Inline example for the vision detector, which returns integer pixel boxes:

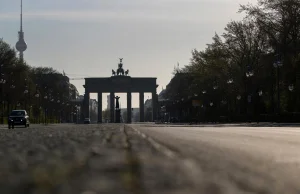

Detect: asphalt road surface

[0,123,300,194]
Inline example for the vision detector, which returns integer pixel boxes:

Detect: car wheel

[27,124,30,127]
[12,125,14,129]
[8,125,11,129]
[24,124,27,128]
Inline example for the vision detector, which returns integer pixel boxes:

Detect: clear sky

[0,0,257,109]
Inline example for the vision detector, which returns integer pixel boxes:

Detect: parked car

[8,110,30,129]
[84,118,91,124]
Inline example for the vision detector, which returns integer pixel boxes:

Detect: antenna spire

[20,0,23,31]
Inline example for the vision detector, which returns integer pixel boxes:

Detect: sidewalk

[0,123,56,129]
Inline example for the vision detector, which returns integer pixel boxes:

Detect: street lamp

[221,100,227,105]
[24,78,29,110]
[24,86,28,110]
[273,60,283,68]
[10,82,16,89]
[246,70,254,78]
[7,79,16,116]
[34,85,40,123]
[0,64,5,83]
[0,64,6,124]
[227,79,233,84]
[288,84,294,92]
[236,95,242,116]
[44,94,48,125]
[273,57,283,120]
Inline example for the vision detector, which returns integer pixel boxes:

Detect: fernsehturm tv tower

[15,0,27,61]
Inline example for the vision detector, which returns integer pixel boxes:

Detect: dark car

[8,110,30,129]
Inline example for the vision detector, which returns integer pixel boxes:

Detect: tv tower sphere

[16,37,27,52]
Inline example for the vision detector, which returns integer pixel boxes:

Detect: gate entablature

[83,77,157,93]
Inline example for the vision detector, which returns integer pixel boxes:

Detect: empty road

[0,123,300,194]
[130,124,300,194]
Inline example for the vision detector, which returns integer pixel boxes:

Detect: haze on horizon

[0,0,257,108]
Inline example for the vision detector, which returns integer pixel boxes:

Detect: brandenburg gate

[82,59,158,123]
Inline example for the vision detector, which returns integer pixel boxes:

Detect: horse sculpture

[125,69,129,76]
[117,67,124,76]
[112,69,116,76]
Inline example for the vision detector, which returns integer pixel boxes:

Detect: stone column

[98,93,102,123]
[127,92,132,123]
[139,92,144,122]
[110,92,115,123]
[83,92,90,120]
[152,92,157,122]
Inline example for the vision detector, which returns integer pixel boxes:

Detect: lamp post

[227,78,234,121]
[246,66,254,122]
[60,101,66,122]
[273,57,283,121]
[24,78,29,110]
[212,83,219,122]
[57,99,60,123]
[288,84,294,92]
[75,105,79,123]
[44,87,48,125]
[8,79,16,117]
[34,84,40,123]
[0,64,6,124]
[255,90,263,123]
[236,95,241,117]
[288,84,294,112]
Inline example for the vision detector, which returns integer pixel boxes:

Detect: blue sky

[0,0,257,108]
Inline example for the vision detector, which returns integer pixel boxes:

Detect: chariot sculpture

[112,58,129,76]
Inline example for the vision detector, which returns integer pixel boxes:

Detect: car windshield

[10,111,25,116]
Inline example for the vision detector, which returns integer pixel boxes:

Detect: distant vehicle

[8,110,30,129]
[84,118,91,124]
